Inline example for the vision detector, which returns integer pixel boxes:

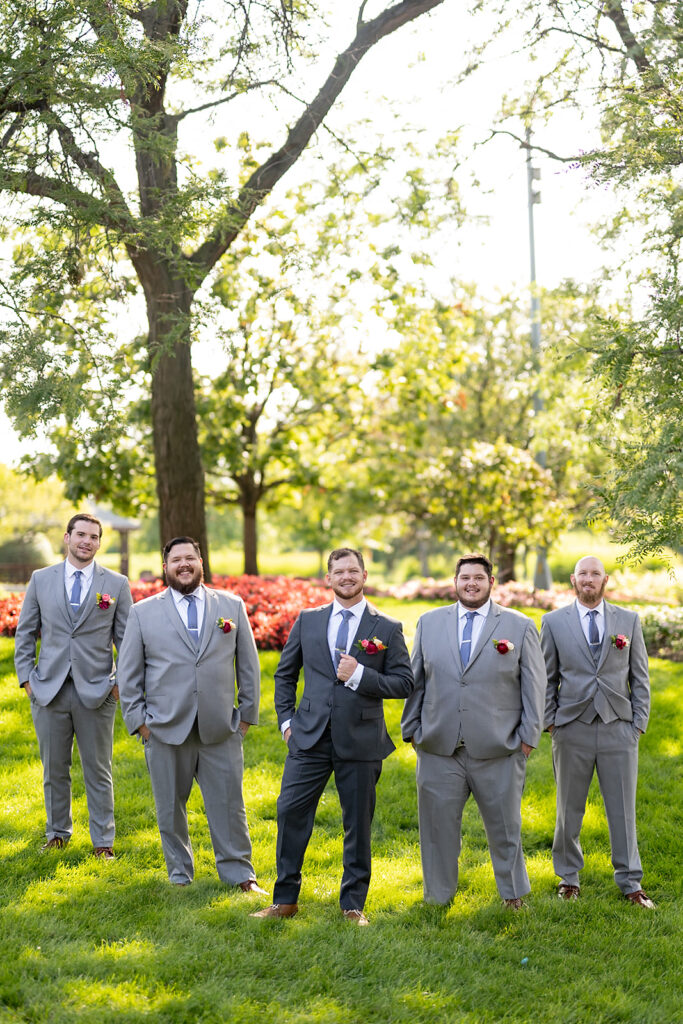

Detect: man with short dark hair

[15,513,133,857]
[402,554,546,908]
[117,537,264,891]
[252,547,413,924]
[541,555,653,908]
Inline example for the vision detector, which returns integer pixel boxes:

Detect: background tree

[196,220,369,575]
[362,283,600,578]
[0,0,446,572]
[479,0,683,559]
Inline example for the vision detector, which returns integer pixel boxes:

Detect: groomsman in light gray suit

[117,536,264,891]
[14,513,133,856]
[541,555,653,908]
[402,554,546,909]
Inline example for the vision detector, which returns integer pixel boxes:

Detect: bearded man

[117,537,264,892]
[401,554,546,908]
[541,555,653,908]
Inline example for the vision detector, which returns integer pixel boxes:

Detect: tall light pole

[526,128,553,590]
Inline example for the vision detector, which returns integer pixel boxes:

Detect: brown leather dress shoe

[503,897,525,910]
[238,879,269,895]
[342,909,369,926]
[625,890,655,909]
[250,903,298,919]
[93,847,115,860]
[558,883,580,901]
[41,837,68,851]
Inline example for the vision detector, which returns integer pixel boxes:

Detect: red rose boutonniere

[96,593,115,610]
[611,634,630,650]
[492,638,515,654]
[217,617,236,634]
[355,636,387,654]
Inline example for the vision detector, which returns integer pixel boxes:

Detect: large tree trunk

[496,541,517,584]
[242,503,258,576]
[143,270,210,577]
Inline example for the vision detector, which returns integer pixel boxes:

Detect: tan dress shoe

[342,909,369,926]
[558,883,580,901]
[93,847,115,860]
[250,903,298,919]
[238,880,269,895]
[626,890,655,909]
[41,837,68,851]
[503,897,525,910]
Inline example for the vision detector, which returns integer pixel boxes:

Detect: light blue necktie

[70,570,83,611]
[184,595,199,647]
[460,611,477,667]
[334,609,354,669]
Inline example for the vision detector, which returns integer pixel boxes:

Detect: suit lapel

[353,604,381,665]
[465,603,501,672]
[598,602,616,669]
[56,564,74,628]
[565,603,595,669]
[446,605,462,673]
[162,587,197,655]
[319,603,336,674]
[197,585,215,658]
[75,564,103,628]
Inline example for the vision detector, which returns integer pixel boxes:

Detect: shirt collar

[332,597,366,620]
[457,599,491,621]
[171,585,204,606]
[64,558,94,582]
[575,598,605,618]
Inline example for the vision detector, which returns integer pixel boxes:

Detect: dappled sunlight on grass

[1,634,681,1022]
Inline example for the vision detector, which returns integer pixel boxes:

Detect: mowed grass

[0,601,681,1024]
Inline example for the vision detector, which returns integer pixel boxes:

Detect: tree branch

[483,128,581,163]
[189,0,445,274]
[602,0,662,82]
[172,80,280,124]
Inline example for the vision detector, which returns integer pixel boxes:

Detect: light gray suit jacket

[541,600,650,732]
[14,561,133,709]
[117,585,260,746]
[401,602,546,759]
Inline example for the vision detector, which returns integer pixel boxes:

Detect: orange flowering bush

[0,575,332,650]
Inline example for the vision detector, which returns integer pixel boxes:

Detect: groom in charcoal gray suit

[14,513,132,856]
[117,536,264,891]
[541,555,654,908]
[252,547,413,925]
[401,554,546,909]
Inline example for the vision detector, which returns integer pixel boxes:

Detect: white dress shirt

[280,598,367,738]
[575,598,605,644]
[171,585,206,635]
[457,599,491,657]
[327,597,366,690]
[64,559,95,606]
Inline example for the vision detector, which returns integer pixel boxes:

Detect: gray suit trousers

[552,718,643,893]
[30,678,116,846]
[416,746,530,902]
[144,722,255,885]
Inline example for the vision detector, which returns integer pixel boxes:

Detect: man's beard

[167,568,203,594]
[573,579,607,605]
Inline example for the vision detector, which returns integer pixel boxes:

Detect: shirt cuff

[344,664,364,690]
[280,719,291,737]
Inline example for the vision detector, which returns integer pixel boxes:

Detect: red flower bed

[0,575,333,650]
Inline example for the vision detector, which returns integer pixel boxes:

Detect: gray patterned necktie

[184,594,199,647]
[588,609,600,662]
[70,570,83,611]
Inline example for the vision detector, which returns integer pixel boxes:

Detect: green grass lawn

[1,612,681,1024]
